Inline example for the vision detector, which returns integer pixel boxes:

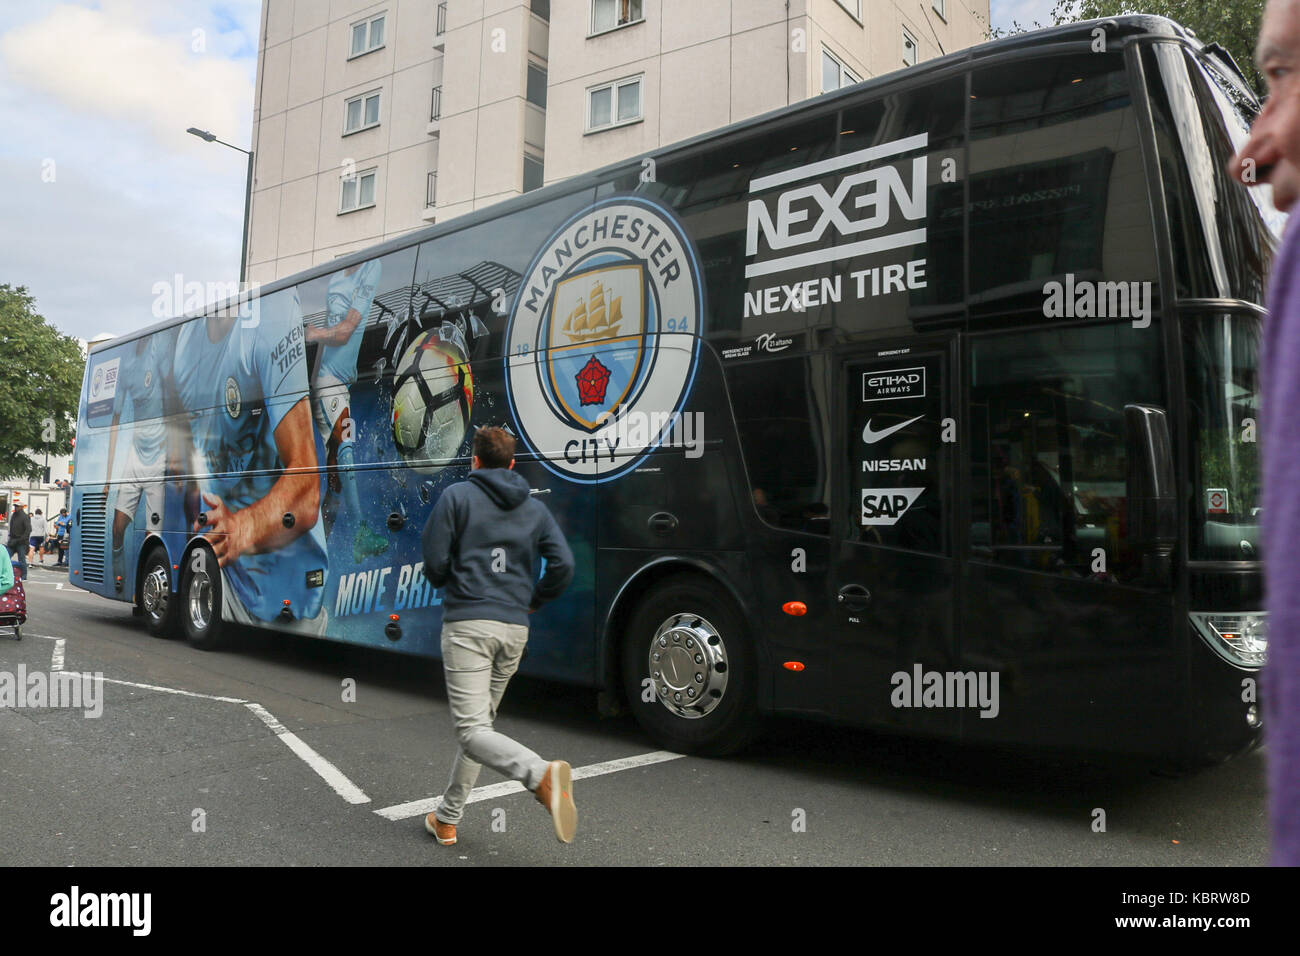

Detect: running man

[172,290,329,629]
[102,334,169,590]
[306,259,388,563]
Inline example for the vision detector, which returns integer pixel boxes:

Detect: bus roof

[93,14,1202,356]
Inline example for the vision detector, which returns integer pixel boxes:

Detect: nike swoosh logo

[862,414,923,444]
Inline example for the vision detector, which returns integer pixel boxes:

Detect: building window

[902,28,918,67]
[430,85,442,121]
[344,90,382,134]
[527,64,548,109]
[426,171,437,208]
[933,0,946,19]
[524,155,544,192]
[350,13,386,58]
[340,167,378,213]
[591,0,643,35]
[531,0,550,20]
[587,75,643,131]
[436,2,446,36]
[821,48,860,93]
[834,0,861,18]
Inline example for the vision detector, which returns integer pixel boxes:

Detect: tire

[139,544,179,638]
[180,546,227,651]
[621,573,761,756]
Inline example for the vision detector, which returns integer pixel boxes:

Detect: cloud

[0,2,254,159]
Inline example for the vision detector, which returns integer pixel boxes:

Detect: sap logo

[861,487,924,526]
[745,133,929,279]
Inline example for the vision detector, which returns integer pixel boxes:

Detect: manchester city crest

[505,196,705,483]
[224,376,242,419]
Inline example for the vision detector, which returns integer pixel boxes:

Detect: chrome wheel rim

[647,612,728,719]
[188,569,212,632]
[142,566,169,621]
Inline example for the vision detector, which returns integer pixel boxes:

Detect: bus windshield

[1185,313,1261,561]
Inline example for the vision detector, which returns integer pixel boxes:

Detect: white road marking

[375,749,685,821]
[101,677,248,705]
[245,702,371,806]
[27,632,370,806]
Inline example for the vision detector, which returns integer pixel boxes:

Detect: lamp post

[186,127,253,285]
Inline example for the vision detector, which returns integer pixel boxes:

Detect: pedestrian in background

[1230,0,1300,866]
[6,504,29,581]
[54,509,71,567]
[28,508,46,564]
[420,426,577,846]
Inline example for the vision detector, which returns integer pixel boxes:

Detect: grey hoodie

[421,467,574,626]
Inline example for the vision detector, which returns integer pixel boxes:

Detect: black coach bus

[73,16,1276,767]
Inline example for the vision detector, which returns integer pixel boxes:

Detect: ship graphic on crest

[561,279,623,343]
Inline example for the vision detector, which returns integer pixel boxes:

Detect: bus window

[968,52,1158,321]
[968,322,1163,582]
[726,354,830,534]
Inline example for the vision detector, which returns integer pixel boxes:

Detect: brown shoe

[534,760,577,843]
[425,812,457,845]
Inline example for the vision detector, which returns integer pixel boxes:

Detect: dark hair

[473,426,516,469]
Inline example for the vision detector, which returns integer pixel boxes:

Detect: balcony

[434,2,446,48]
[427,85,442,136]
[423,171,438,221]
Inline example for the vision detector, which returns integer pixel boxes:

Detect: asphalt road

[0,563,1270,866]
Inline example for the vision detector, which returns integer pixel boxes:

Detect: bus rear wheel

[139,544,178,638]
[621,574,761,756]
[181,547,227,651]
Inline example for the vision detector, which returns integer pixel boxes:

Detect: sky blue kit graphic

[114,337,167,465]
[319,259,381,385]
[173,291,328,622]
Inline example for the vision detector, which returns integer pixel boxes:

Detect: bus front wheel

[139,545,178,639]
[181,547,226,651]
[621,574,761,756]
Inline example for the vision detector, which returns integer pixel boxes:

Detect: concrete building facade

[247,0,989,284]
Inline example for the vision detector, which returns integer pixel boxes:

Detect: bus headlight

[1189,612,1268,668]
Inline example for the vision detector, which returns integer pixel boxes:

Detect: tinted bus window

[968,322,1163,582]
[968,52,1158,321]
[1144,44,1279,302]
[728,354,830,534]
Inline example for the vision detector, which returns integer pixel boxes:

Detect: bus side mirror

[1125,404,1177,565]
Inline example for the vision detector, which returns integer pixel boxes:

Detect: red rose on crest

[576,355,612,406]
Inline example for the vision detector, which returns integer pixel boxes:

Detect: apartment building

[246,0,989,284]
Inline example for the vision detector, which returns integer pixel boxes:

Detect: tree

[1050,1,1267,95]
[0,284,85,482]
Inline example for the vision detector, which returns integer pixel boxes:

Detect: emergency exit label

[1207,488,1229,515]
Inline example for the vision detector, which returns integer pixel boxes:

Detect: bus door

[831,342,959,735]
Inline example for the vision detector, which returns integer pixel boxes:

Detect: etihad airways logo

[745,133,928,279]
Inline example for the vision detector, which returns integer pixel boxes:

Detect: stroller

[0,576,25,641]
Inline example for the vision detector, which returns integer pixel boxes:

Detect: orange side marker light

[782,601,807,616]
[783,661,806,672]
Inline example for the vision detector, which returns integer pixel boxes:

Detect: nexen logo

[745,133,928,279]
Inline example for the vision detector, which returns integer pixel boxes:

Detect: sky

[0,0,1061,342]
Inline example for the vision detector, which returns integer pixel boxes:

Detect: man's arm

[530,509,574,610]
[421,492,457,588]
[195,397,320,567]
[303,309,363,347]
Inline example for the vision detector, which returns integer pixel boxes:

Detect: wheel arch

[598,555,765,706]
[133,532,169,604]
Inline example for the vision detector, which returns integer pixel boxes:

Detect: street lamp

[187,126,254,285]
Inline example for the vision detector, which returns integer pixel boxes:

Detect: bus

[71,15,1278,767]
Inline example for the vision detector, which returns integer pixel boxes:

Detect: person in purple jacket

[1231,0,1300,866]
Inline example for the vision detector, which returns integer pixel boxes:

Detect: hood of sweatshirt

[468,468,531,510]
